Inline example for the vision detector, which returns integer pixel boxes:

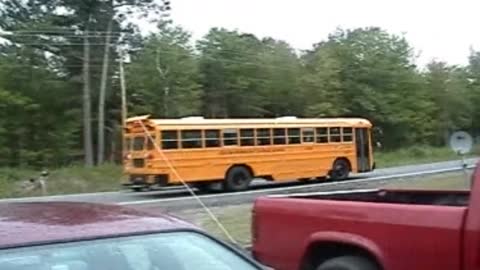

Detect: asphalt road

[1,158,477,210]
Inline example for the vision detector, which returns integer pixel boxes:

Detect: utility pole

[83,20,94,167]
[119,52,127,125]
[97,13,114,164]
[116,51,128,164]
[156,47,170,117]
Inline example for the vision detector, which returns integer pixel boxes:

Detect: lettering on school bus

[219,148,286,155]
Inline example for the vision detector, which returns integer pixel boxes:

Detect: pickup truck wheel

[330,159,350,180]
[316,256,378,270]
[224,166,253,192]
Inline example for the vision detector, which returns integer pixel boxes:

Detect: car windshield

[0,231,258,270]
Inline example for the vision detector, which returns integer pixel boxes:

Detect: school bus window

[256,128,271,145]
[343,127,353,142]
[316,128,328,143]
[302,128,314,143]
[181,130,202,149]
[288,128,301,144]
[240,129,255,146]
[205,130,220,148]
[273,128,286,145]
[146,136,155,150]
[330,127,341,142]
[133,136,145,151]
[223,129,238,146]
[161,131,178,149]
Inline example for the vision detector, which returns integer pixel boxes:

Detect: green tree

[468,50,480,137]
[0,0,169,165]
[197,28,265,117]
[256,38,303,116]
[0,47,79,167]
[309,27,432,148]
[127,23,202,117]
[301,42,345,117]
[424,61,472,145]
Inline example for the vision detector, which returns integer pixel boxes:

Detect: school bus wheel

[224,166,253,192]
[329,158,351,181]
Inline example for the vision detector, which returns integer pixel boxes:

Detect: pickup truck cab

[252,165,479,270]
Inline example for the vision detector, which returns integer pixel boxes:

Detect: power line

[2,33,301,59]
[2,46,301,73]
[3,44,301,68]
[5,41,297,59]
[0,33,127,39]
[3,32,124,36]
[0,64,297,85]
[0,56,299,73]
[7,42,294,57]
[3,29,134,34]
[0,65,114,68]
[5,43,121,46]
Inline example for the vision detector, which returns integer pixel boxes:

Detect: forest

[1,0,479,168]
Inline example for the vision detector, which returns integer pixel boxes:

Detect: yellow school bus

[122,115,374,192]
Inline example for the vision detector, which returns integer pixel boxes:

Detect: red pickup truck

[252,165,479,270]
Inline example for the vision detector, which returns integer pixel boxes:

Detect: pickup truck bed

[290,189,469,206]
[252,188,475,270]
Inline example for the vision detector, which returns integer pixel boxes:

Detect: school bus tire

[224,166,253,192]
[329,158,351,181]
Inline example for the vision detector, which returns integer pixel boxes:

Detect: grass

[375,145,478,168]
[0,164,125,198]
[176,204,253,246]
[0,145,476,198]
[384,171,471,190]
[188,171,472,245]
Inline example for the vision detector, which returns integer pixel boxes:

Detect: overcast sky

[162,0,480,67]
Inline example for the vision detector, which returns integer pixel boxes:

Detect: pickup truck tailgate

[252,196,467,270]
